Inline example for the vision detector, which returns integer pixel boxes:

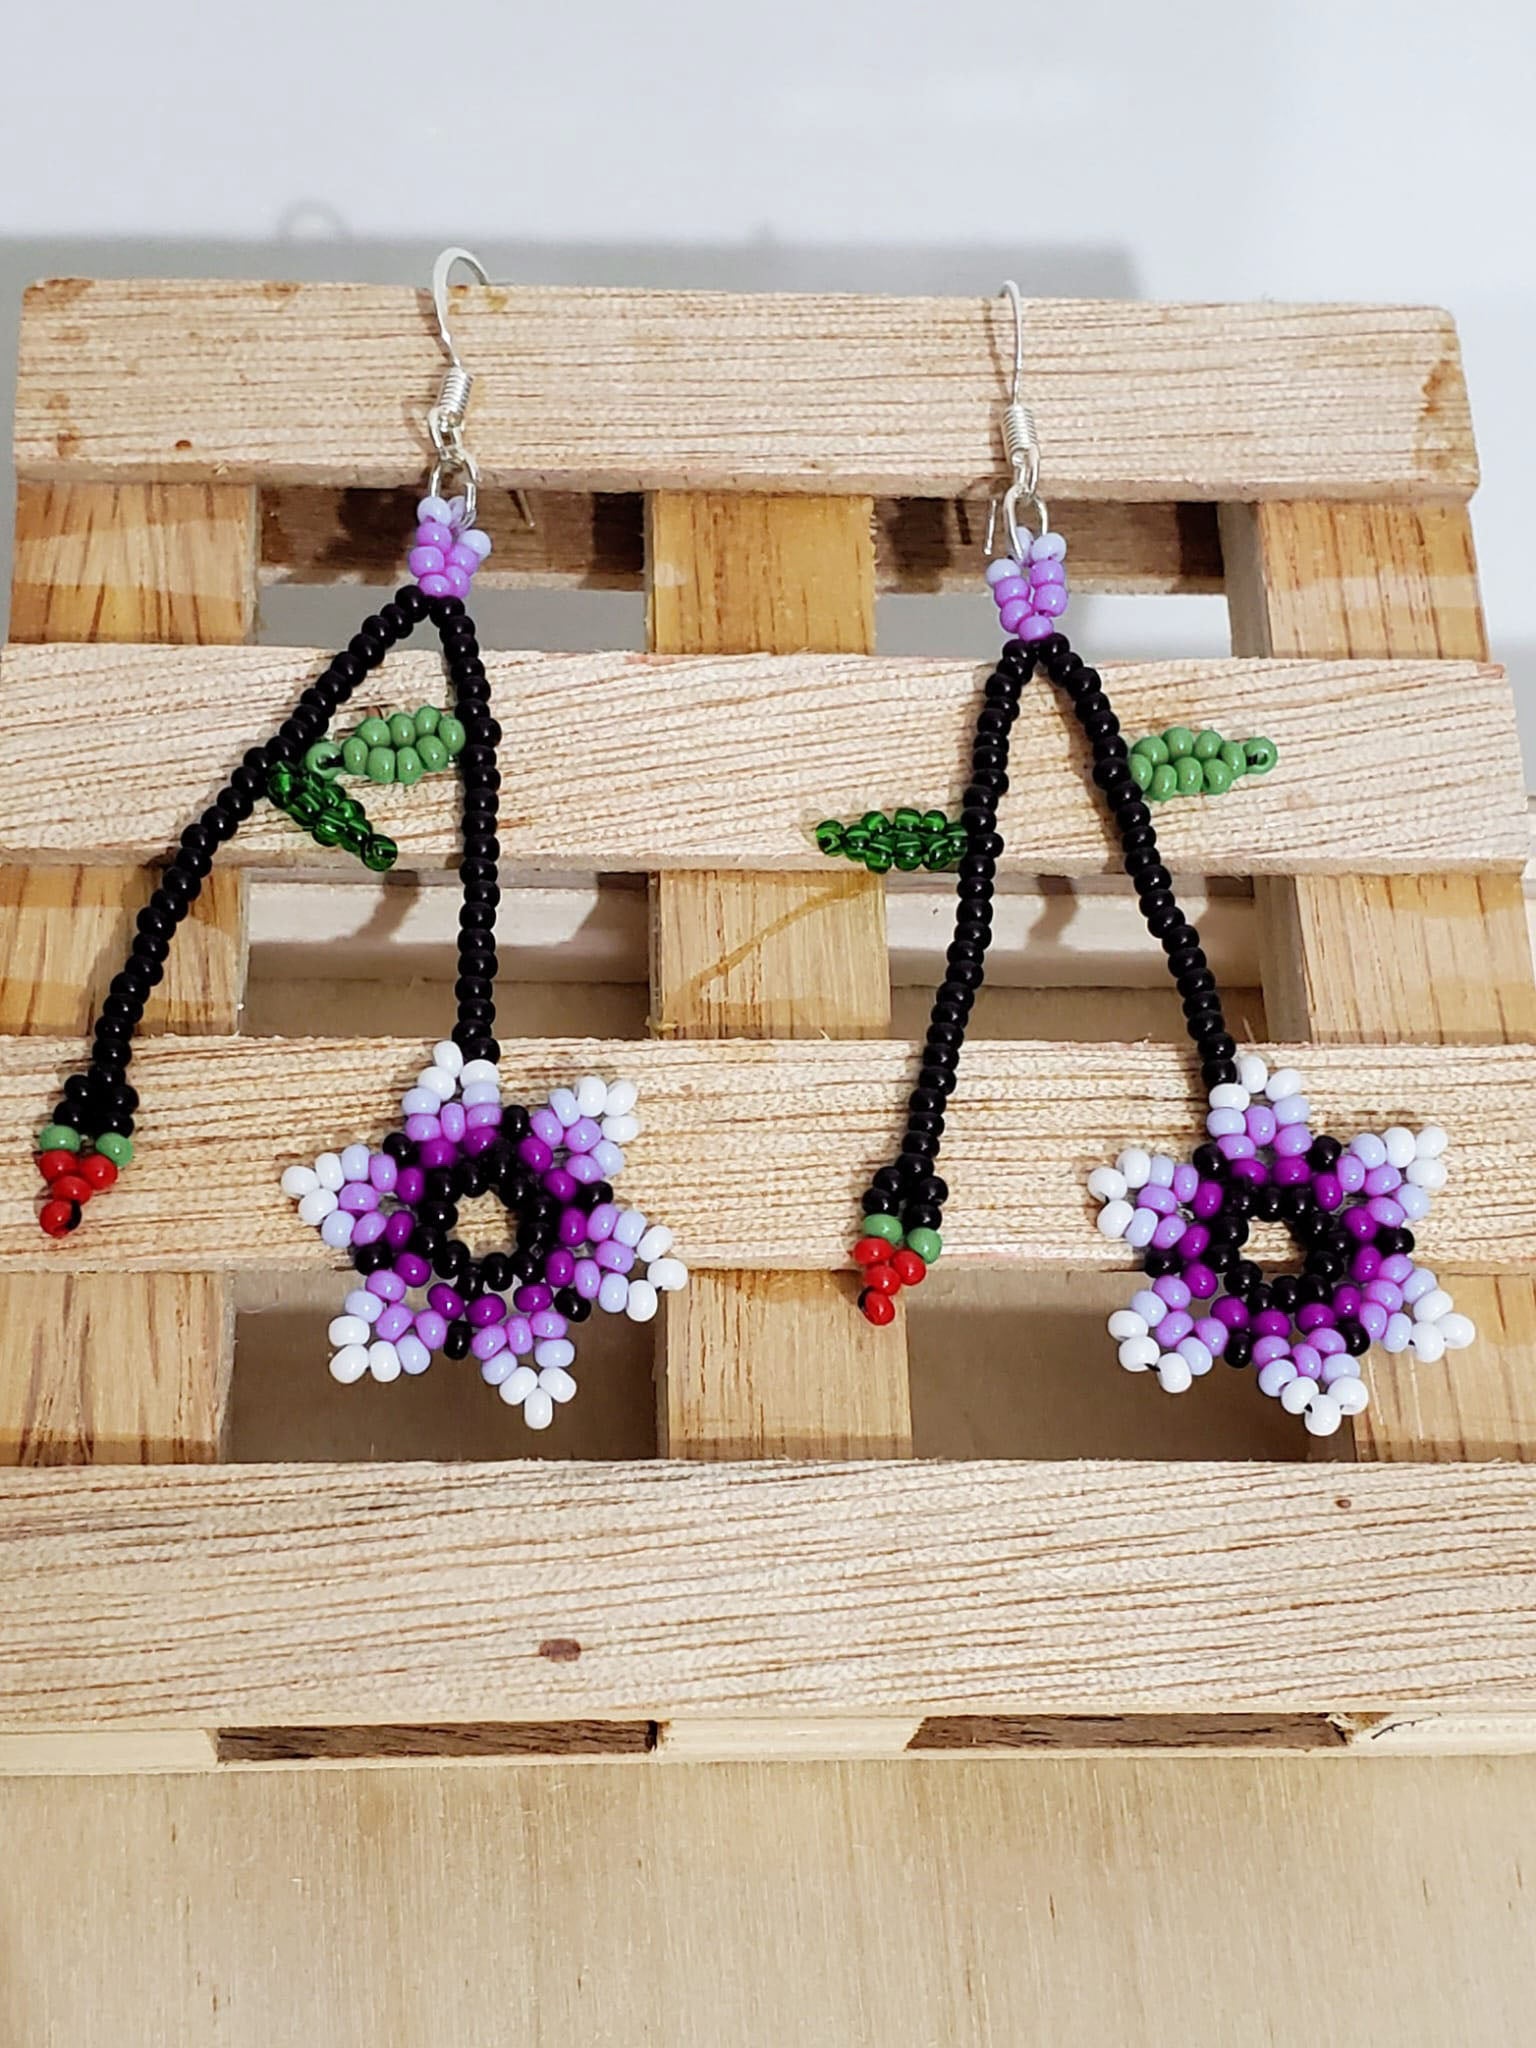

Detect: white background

[1,0,1532,763]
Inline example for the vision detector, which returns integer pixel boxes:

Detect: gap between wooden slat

[260,489,1225,595]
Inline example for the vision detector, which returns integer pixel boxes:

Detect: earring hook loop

[985,279,1048,561]
[423,245,534,531]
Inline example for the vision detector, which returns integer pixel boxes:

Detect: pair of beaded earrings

[31,260,1473,1438]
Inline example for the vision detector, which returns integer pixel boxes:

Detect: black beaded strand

[852,628,1237,1323]
[35,585,432,1237]
[431,594,502,1066]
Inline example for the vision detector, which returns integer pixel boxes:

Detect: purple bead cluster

[983,533,1069,642]
[1091,1055,1474,1437]
[406,493,493,601]
[282,1051,687,1430]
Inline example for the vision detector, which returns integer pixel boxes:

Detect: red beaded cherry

[50,1173,92,1206]
[890,1248,927,1287]
[39,1199,79,1238]
[863,1262,902,1295]
[77,1153,118,1191]
[852,1236,892,1267]
[36,1149,77,1184]
[859,1287,897,1326]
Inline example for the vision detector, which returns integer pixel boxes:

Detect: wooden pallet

[1,278,1533,1774]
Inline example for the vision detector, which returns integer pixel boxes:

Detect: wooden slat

[1224,502,1536,1461]
[647,491,911,1496]
[0,1035,1526,1273]
[17,281,1475,500]
[4,1457,1536,1726]
[0,645,1521,878]
[260,488,1226,595]
[1,482,256,1471]
[5,1763,1536,2044]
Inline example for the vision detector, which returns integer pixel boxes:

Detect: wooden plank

[261,488,1226,595]
[5,1457,1536,1725]
[0,1034,1527,1274]
[17,281,1475,500]
[647,491,910,1491]
[1,483,256,1471]
[4,1761,1536,2048]
[1224,502,1536,1461]
[0,645,1520,878]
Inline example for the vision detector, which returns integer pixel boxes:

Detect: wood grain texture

[16,280,1475,500]
[2,482,256,1466]
[261,488,1226,595]
[3,1759,1536,2047]
[5,1457,1536,1724]
[0,1035,1527,1273]
[0,644,1522,877]
[647,491,910,1480]
[1224,501,1536,1462]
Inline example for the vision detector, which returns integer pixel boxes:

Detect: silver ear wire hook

[984,279,1049,562]
[425,246,535,532]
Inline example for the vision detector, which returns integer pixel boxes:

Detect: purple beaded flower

[1088,1053,1473,1436]
[280,1046,688,1431]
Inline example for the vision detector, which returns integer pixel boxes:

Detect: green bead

[1129,752,1153,791]
[920,810,949,837]
[843,827,871,854]
[893,837,925,872]
[267,763,295,798]
[365,746,396,784]
[437,716,467,758]
[862,1213,903,1244]
[416,734,449,773]
[1192,729,1224,761]
[1163,726,1195,760]
[413,705,441,738]
[1132,734,1169,766]
[354,716,391,749]
[312,815,342,846]
[394,745,425,787]
[864,845,893,873]
[922,844,952,871]
[860,811,890,835]
[386,711,416,748]
[1148,762,1178,802]
[95,1130,133,1166]
[290,795,320,826]
[942,831,969,865]
[1244,736,1278,774]
[1201,757,1234,795]
[815,821,845,855]
[304,739,342,779]
[1174,754,1204,795]
[36,1122,81,1153]
[1219,741,1247,778]
[893,807,922,832]
[903,1226,942,1264]
[340,735,370,776]
[362,835,398,873]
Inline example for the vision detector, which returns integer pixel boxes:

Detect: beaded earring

[32,248,688,1432]
[847,281,1474,1437]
